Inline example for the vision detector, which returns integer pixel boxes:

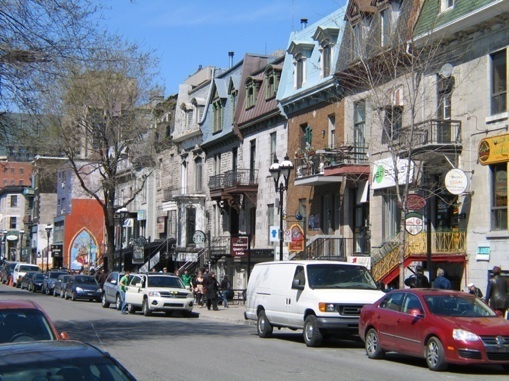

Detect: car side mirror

[292,279,304,290]
[60,332,69,340]
[409,308,424,318]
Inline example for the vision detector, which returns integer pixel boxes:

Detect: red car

[0,300,68,343]
[359,289,509,371]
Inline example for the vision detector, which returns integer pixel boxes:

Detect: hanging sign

[405,212,423,235]
[288,224,304,252]
[444,168,468,195]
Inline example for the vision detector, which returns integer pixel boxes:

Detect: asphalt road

[1,284,508,381]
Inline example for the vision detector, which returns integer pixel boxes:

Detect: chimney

[228,51,234,68]
[300,18,308,30]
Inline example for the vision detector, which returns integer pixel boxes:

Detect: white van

[244,260,384,347]
[12,263,41,287]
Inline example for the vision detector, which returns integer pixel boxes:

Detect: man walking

[119,270,131,315]
[434,268,452,289]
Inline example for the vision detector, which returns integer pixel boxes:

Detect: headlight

[149,291,161,297]
[75,287,83,292]
[452,329,480,342]
[319,303,337,312]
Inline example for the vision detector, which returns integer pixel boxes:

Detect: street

[1,284,508,381]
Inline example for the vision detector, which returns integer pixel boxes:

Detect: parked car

[101,271,126,310]
[53,274,71,298]
[0,300,68,343]
[0,340,137,380]
[19,271,38,290]
[125,273,194,316]
[64,275,101,302]
[42,269,69,295]
[359,288,509,371]
[12,263,41,287]
[245,260,385,347]
[27,273,46,292]
[0,261,17,284]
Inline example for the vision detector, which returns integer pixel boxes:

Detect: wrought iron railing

[208,169,258,190]
[396,119,461,147]
[294,146,368,177]
[293,236,370,260]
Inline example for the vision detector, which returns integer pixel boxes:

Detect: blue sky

[99,0,346,96]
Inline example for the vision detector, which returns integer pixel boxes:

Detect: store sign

[444,168,468,195]
[478,133,509,165]
[476,242,490,261]
[5,231,19,241]
[405,213,423,235]
[51,245,63,258]
[372,157,414,190]
[400,194,427,210]
[231,236,249,257]
[288,224,304,252]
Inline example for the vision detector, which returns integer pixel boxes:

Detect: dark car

[0,261,17,284]
[359,288,509,371]
[53,274,71,298]
[0,300,68,343]
[64,275,101,302]
[42,270,69,295]
[0,340,137,380]
[101,271,126,310]
[27,273,46,292]
[20,271,38,290]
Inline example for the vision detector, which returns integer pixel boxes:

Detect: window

[322,45,332,77]
[491,163,507,231]
[380,292,404,311]
[328,114,336,149]
[382,194,400,241]
[382,106,403,143]
[267,204,274,245]
[270,132,276,160]
[10,195,17,207]
[213,100,223,133]
[440,0,454,12]
[2,180,6,186]
[249,140,256,183]
[246,86,255,109]
[195,157,203,192]
[301,124,312,150]
[354,100,366,148]
[186,109,193,129]
[352,23,362,58]
[296,56,305,89]
[265,67,280,99]
[185,207,196,245]
[491,49,507,115]
[380,8,391,47]
[10,217,16,229]
[19,168,24,175]
[19,180,23,185]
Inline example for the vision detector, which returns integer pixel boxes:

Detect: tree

[37,33,162,271]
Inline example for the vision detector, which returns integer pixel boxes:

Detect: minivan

[12,263,41,288]
[244,260,385,347]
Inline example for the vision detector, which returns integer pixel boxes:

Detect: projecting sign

[478,133,509,165]
[405,213,423,236]
[372,157,415,190]
[231,236,249,257]
[444,168,468,195]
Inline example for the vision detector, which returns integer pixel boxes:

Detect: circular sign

[6,230,19,241]
[192,230,206,244]
[444,168,468,195]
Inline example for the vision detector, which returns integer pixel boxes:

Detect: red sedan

[0,300,68,343]
[359,289,509,371]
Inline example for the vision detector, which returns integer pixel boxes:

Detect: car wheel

[142,299,152,316]
[115,294,122,310]
[45,287,50,295]
[257,310,273,338]
[303,315,323,347]
[365,328,385,359]
[426,336,447,371]
[101,293,110,308]
[127,303,136,314]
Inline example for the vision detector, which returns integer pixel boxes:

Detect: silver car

[101,272,126,310]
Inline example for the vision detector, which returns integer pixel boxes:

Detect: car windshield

[0,356,134,381]
[49,272,64,279]
[147,276,184,288]
[0,309,56,343]
[424,294,497,317]
[74,276,97,285]
[58,275,70,281]
[34,274,45,280]
[20,265,39,272]
[307,264,378,289]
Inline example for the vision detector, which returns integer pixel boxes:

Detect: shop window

[491,163,507,231]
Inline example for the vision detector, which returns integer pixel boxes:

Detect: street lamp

[115,208,129,271]
[269,154,294,261]
[18,229,25,262]
[45,225,52,271]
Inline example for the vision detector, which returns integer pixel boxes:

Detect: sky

[98,0,347,96]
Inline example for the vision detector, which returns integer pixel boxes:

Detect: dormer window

[440,0,454,13]
[312,26,339,78]
[180,102,194,130]
[264,65,281,100]
[191,97,205,124]
[245,77,262,109]
[288,40,314,89]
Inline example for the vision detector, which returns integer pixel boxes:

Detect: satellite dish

[439,63,453,78]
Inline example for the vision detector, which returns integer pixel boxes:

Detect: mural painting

[69,229,98,272]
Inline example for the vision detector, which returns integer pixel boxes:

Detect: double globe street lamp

[269,154,294,261]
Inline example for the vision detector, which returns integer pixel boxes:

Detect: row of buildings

[1,0,508,293]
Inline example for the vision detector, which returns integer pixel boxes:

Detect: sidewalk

[195,302,254,325]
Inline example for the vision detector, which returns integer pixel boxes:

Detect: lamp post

[269,154,294,261]
[45,225,52,271]
[18,229,25,262]
[115,208,129,271]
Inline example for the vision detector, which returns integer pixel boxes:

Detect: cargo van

[13,263,41,288]
[244,260,384,347]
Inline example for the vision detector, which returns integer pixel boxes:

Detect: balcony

[395,119,462,157]
[294,146,369,186]
[162,186,206,202]
[208,169,259,211]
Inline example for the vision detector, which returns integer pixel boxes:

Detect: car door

[125,274,144,307]
[376,292,405,349]
[394,293,425,355]
[104,273,117,301]
[286,266,306,328]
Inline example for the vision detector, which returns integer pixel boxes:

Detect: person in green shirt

[119,270,131,315]
[181,269,192,290]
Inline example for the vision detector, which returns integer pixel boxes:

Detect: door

[394,293,425,355]
[286,265,306,328]
[377,292,405,349]
[125,274,145,307]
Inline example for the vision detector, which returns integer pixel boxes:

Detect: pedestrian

[119,270,131,315]
[204,271,220,311]
[485,266,508,317]
[98,270,108,290]
[404,265,430,288]
[194,270,205,307]
[163,267,169,273]
[433,268,452,289]
[181,269,192,290]
[467,282,483,298]
[220,274,232,308]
